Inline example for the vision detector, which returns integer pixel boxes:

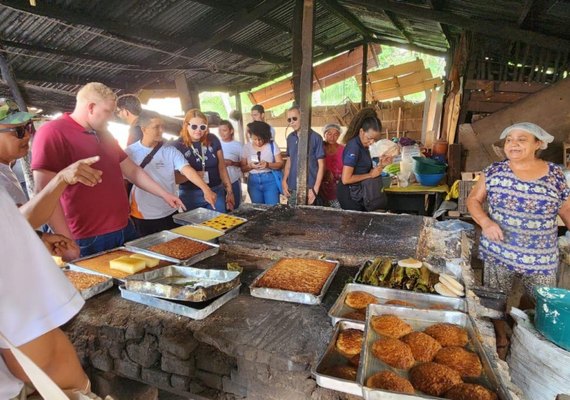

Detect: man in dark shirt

[116,94,143,145]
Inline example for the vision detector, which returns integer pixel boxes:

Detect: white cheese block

[434,283,460,298]
[129,253,159,268]
[109,256,146,274]
[439,273,464,293]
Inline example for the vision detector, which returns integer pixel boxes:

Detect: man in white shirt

[218,120,243,209]
[125,111,217,236]
[0,188,88,399]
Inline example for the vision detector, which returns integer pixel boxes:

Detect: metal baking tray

[125,231,219,264]
[249,258,340,305]
[173,208,247,232]
[63,269,114,300]
[67,247,170,281]
[359,304,511,400]
[313,320,365,397]
[119,284,240,320]
[329,283,467,325]
[124,265,241,301]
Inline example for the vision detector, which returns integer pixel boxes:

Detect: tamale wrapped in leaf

[389,266,405,288]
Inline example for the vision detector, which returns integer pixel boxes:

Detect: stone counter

[64,252,359,400]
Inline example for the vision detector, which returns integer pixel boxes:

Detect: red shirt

[31,113,129,239]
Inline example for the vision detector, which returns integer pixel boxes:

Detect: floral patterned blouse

[480,160,570,275]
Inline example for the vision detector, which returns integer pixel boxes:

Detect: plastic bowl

[534,286,570,351]
[414,172,445,186]
[413,156,447,174]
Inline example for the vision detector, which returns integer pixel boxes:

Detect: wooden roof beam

[320,0,375,41]
[12,70,131,90]
[384,11,414,45]
[344,0,570,52]
[0,1,287,64]
[518,0,557,28]
[426,0,453,47]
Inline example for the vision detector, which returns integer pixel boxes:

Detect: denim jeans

[248,172,280,205]
[232,179,242,210]
[180,184,226,212]
[76,219,139,257]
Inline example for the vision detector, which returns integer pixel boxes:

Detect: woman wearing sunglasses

[174,109,234,212]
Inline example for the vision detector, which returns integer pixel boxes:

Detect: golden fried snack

[371,314,413,338]
[385,299,417,307]
[343,310,366,321]
[371,337,415,370]
[424,323,469,347]
[255,258,335,295]
[323,365,358,381]
[348,353,360,367]
[401,331,442,362]
[345,291,378,309]
[64,270,108,291]
[366,371,415,394]
[336,329,363,356]
[445,383,498,400]
[434,347,482,378]
[409,362,462,397]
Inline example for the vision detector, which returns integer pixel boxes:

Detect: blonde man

[32,82,184,257]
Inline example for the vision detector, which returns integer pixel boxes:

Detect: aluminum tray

[125,231,219,264]
[68,247,170,281]
[249,259,340,305]
[359,304,511,400]
[119,284,240,320]
[63,269,114,300]
[313,320,365,397]
[125,265,241,301]
[329,283,467,325]
[173,208,247,232]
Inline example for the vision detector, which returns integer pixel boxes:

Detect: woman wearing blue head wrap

[467,122,569,302]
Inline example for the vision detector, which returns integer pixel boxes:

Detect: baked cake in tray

[255,258,335,295]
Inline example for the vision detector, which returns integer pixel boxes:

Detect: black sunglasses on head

[0,121,35,139]
[188,123,207,131]
[287,116,298,123]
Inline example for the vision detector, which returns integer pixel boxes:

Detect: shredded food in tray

[148,237,210,260]
[255,258,335,295]
[64,270,108,291]
[200,214,245,231]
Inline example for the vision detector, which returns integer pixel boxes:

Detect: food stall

[61,205,521,400]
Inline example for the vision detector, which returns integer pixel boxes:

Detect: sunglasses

[287,116,298,123]
[0,121,35,139]
[188,123,207,131]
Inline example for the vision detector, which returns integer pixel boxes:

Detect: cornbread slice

[109,256,146,274]
[129,253,160,268]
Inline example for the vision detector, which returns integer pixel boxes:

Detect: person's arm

[121,157,185,210]
[23,157,102,229]
[33,169,75,240]
[216,149,235,210]
[282,157,291,197]
[268,148,284,170]
[466,176,503,241]
[559,198,570,228]
[1,328,89,392]
[180,165,216,209]
[341,164,383,185]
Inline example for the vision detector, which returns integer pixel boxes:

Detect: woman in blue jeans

[240,121,283,205]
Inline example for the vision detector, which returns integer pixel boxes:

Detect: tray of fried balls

[359,304,510,400]
[312,320,365,396]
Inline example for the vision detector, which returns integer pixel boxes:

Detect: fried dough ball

[366,371,415,394]
[445,383,498,400]
[371,314,413,339]
[409,362,462,397]
[335,329,363,356]
[424,323,469,347]
[345,291,378,309]
[434,347,482,378]
[371,337,415,370]
[348,353,360,367]
[401,331,442,362]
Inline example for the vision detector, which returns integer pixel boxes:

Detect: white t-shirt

[126,142,189,219]
[220,140,243,184]
[241,142,280,174]
[0,163,27,206]
[0,189,84,399]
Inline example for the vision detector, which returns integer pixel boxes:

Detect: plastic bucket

[413,157,447,174]
[534,286,570,351]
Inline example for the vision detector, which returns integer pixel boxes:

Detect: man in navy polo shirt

[282,106,325,205]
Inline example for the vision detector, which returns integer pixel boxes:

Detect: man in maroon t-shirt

[32,82,184,257]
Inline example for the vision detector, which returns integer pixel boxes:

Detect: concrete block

[90,350,113,372]
[222,375,247,397]
[196,369,223,390]
[141,368,171,390]
[195,346,234,376]
[159,332,198,360]
[161,352,195,377]
[114,358,140,379]
[126,334,160,368]
[100,325,125,343]
[125,324,145,340]
[170,374,191,391]
[189,380,206,394]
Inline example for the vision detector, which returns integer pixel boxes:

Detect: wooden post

[296,0,315,206]
[234,92,245,144]
[361,43,368,107]
[447,143,462,185]
[0,50,34,197]
[175,74,200,112]
[291,0,304,107]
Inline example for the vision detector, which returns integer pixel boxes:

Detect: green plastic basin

[534,286,570,351]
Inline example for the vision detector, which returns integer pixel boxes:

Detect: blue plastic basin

[534,286,570,351]
[414,172,445,186]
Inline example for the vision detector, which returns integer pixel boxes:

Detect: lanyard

[192,144,207,171]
